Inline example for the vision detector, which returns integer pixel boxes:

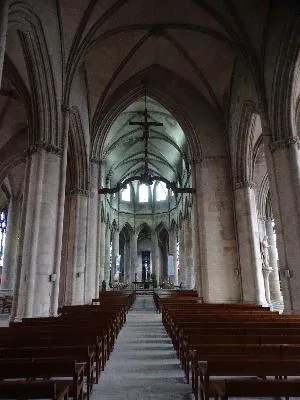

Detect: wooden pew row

[158,297,300,400]
[0,358,85,400]
[0,380,70,400]
[186,341,300,385]
[0,292,133,399]
[169,319,300,353]
[194,358,300,400]
[211,379,300,400]
[2,324,107,375]
[179,329,300,371]
[0,344,96,397]
[153,290,199,311]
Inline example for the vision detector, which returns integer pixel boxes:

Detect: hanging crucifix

[129,86,163,177]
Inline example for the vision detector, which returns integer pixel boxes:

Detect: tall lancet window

[121,184,131,202]
[0,210,7,268]
[156,181,167,201]
[139,184,149,203]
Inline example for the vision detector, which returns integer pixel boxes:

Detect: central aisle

[92,295,194,400]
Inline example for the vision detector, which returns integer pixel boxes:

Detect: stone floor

[91,295,194,400]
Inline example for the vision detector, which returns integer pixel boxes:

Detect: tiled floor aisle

[92,295,194,400]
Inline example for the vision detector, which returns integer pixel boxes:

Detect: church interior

[0,0,300,398]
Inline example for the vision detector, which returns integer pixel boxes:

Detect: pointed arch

[67,107,89,194]
[8,1,61,146]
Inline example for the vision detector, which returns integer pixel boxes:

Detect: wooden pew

[0,344,96,397]
[0,380,70,400]
[0,328,104,381]
[211,378,300,400]
[194,358,300,400]
[0,358,85,400]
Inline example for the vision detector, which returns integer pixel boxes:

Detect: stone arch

[270,9,300,141]
[136,222,151,238]
[8,1,60,146]
[67,108,89,194]
[256,173,269,220]
[234,101,258,185]
[91,65,215,162]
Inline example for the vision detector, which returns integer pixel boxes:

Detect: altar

[132,281,153,291]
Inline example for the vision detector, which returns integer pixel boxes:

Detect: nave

[92,295,193,400]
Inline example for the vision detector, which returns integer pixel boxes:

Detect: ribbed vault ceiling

[103,96,187,187]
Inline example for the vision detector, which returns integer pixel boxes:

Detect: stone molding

[66,188,89,197]
[91,157,103,166]
[234,180,256,190]
[269,137,300,152]
[26,141,63,157]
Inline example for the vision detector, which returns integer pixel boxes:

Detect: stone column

[191,160,203,296]
[62,189,88,304]
[151,230,159,283]
[0,195,21,291]
[262,267,273,305]
[178,224,185,287]
[111,229,119,281]
[130,232,138,280]
[98,209,106,286]
[265,218,283,303]
[50,106,69,315]
[183,219,189,287]
[85,161,99,302]
[0,0,9,87]
[16,146,65,317]
[184,218,193,288]
[104,225,111,284]
[234,182,267,305]
[169,229,178,286]
[262,135,300,312]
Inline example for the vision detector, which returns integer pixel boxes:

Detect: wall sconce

[285,268,293,278]
[49,273,57,282]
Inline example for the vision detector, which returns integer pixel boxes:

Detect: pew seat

[0,380,70,400]
[211,378,300,399]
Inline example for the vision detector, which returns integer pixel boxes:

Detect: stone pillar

[16,147,64,317]
[184,218,193,288]
[234,182,267,305]
[190,203,198,290]
[178,224,185,287]
[104,225,111,284]
[265,218,283,303]
[262,135,300,312]
[111,229,119,281]
[66,193,88,305]
[191,160,203,296]
[50,106,69,315]
[0,0,9,88]
[262,267,272,305]
[131,232,138,280]
[98,209,106,286]
[169,229,178,286]
[151,230,159,283]
[85,161,99,302]
[0,195,21,291]
[183,219,189,287]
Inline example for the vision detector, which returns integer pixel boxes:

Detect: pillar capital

[26,141,63,157]
[235,180,256,190]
